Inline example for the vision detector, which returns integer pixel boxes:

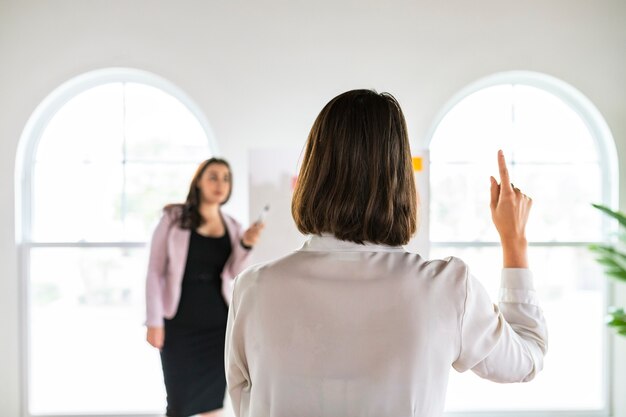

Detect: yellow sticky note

[412,156,423,172]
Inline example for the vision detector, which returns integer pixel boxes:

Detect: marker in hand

[256,205,270,225]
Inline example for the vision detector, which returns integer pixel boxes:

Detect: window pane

[27,77,215,416]
[430,162,499,242]
[430,246,604,411]
[429,80,608,414]
[29,247,165,415]
[32,161,124,242]
[513,163,604,242]
[123,162,198,240]
[31,82,212,243]
[430,85,513,165]
[35,83,124,163]
[512,85,600,164]
[124,83,210,162]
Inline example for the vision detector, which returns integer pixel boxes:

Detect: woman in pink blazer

[145,158,263,417]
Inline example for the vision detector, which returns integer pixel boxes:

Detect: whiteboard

[248,148,306,265]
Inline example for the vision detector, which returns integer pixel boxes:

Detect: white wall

[1,1,625,415]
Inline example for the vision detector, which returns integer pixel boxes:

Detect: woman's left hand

[242,222,265,247]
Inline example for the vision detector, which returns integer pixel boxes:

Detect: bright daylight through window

[25,80,212,415]
[430,83,608,412]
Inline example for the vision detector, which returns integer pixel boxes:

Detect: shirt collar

[298,234,405,253]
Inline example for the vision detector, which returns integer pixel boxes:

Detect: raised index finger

[497,150,512,192]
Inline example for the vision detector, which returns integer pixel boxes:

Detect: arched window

[16,69,216,415]
[428,72,617,414]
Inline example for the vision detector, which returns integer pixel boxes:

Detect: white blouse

[225,235,548,417]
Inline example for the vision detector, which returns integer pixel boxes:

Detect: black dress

[160,230,232,417]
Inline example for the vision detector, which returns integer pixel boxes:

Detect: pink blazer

[145,207,252,327]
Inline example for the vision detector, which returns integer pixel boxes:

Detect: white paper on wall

[248,148,306,266]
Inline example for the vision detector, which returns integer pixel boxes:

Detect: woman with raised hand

[145,158,264,417]
[225,89,546,417]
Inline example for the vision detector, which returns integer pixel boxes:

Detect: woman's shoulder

[416,255,470,287]
[424,255,469,272]
[425,255,468,269]
[162,203,184,223]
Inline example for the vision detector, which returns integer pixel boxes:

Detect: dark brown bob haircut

[166,157,232,230]
[292,89,418,246]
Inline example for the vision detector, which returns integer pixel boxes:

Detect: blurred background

[0,1,625,417]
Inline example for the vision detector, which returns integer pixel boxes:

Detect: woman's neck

[198,203,220,223]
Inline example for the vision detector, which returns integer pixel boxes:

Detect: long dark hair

[165,158,232,230]
[292,89,417,246]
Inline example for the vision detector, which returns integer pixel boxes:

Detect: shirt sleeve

[452,265,548,383]
[222,217,254,305]
[225,276,252,417]
[144,212,171,327]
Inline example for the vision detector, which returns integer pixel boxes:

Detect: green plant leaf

[592,203,626,229]
[607,308,626,323]
[591,248,626,270]
[606,270,626,282]
[589,244,626,259]
[590,204,626,337]
[589,243,626,280]
[595,257,618,267]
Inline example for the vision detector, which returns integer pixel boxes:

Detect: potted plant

[589,204,626,336]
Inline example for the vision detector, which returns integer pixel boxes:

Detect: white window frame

[425,71,619,417]
[15,68,218,417]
